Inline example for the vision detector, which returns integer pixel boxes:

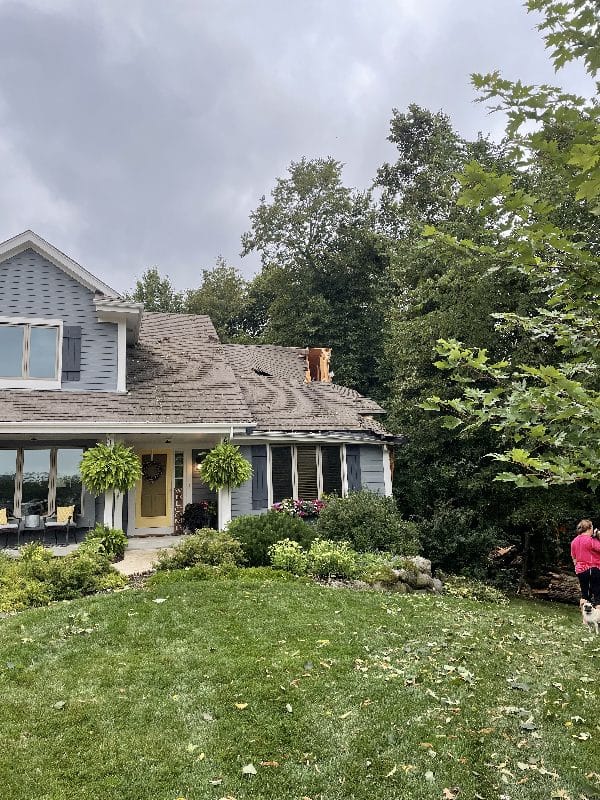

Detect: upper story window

[0,318,62,389]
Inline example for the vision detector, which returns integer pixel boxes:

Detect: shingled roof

[0,313,251,425]
[0,312,392,438]
[224,344,391,438]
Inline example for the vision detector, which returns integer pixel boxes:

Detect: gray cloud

[0,0,592,292]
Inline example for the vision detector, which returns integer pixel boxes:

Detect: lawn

[0,573,598,800]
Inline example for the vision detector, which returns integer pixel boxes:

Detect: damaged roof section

[224,343,392,439]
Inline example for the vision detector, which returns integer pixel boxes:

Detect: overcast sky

[0,0,592,292]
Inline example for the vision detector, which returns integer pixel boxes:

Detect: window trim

[0,316,63,389]
[266,443,347,504]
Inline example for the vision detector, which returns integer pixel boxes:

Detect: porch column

[383,445,393,497]
[218,487,232,530]
[113,490,124,530]
[103,488,114,526]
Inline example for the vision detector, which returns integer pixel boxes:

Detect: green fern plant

[80,443,142,495]
[200,442,252,491]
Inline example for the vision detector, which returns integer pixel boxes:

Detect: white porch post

[103,487,115,526]
[218,487,232,530]
[383,445,393,497]
[113,490,124,530]
[103,434,116,527]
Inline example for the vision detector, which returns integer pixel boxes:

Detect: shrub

[417,505,500,575]
[227,511,315,566]
[315,491,420,555]
[84,525,128,561]
[156,529,244,570]
[268,539,308,575]
[306,538,358,579]
[443,575,509,605]
[182,502,217,532]
[355,551,400,585]
[44,551,118,600]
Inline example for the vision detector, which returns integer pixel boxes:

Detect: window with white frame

[0,319,61,386]
[267,443,344,504]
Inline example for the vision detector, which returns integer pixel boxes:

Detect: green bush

[268,539,308,575]
[443,574,508,605]
[156,529,244,571]
[315,491,420,555]
[0,542,126,613]
[417,505,500,575]
[306,538,358,579]
[84,525,128,561]
[227,511,315,566]
[355,551,400,585]
[44,551,117,600]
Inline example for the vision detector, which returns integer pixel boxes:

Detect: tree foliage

[127,267,183,312]
[425,0,600,489]
[242,157,391,396]
[184,257,249,342]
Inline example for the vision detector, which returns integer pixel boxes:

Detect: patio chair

[0,508,21,548]
[44,505,76,545]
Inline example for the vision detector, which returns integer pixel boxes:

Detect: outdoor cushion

[56,505,75,524]
[0,508,7,525]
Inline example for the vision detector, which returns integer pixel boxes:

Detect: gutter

[0,422,254,436]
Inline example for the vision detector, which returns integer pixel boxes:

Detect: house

[0,230,397,536]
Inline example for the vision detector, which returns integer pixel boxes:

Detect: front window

[0,447,83,518]
[0,320,61,385]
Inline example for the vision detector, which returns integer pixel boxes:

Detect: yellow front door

[135,450,173,528]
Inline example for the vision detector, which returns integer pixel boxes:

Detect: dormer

[0,231,142,392]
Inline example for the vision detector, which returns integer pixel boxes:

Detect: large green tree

[426,0,600,490]
[184,257,249,342]
[242,158,390,396]
[127,267,184,313]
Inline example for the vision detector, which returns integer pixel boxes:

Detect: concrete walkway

[115,535,185,576]
[1,534,185,577]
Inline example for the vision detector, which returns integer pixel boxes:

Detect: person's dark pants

[577,567,600,605]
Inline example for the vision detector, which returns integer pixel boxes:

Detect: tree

[426,0,600,490]
[127,267,184,312]
[184,257,249,342]
[242,158,391,396]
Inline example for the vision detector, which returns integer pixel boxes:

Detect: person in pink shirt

[571,519,600,607]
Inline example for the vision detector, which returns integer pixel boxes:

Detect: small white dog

[581,602,600,634]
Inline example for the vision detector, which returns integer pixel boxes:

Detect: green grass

[0,574,598,800]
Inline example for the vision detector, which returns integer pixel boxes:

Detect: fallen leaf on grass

[242,763,257,777]
[152,598,167,604]
[443,789,459,799]
[339,711,352,720]
[425,771,435,782]
[259,761,279,767]
[52,701,66,710]
[202,712,214,722]
[385,765,397,778]
[234,703,248,710]
[285,703,293,713]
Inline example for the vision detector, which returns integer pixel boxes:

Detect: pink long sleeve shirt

[571,534,600,574]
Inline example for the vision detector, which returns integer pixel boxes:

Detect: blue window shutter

[346,445,362,492]
[62,326,81,382]
[251,445,268,510]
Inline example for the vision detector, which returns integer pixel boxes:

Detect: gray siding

[231,446,262,518]
[0,248,118,391]
[359,445,385,494]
